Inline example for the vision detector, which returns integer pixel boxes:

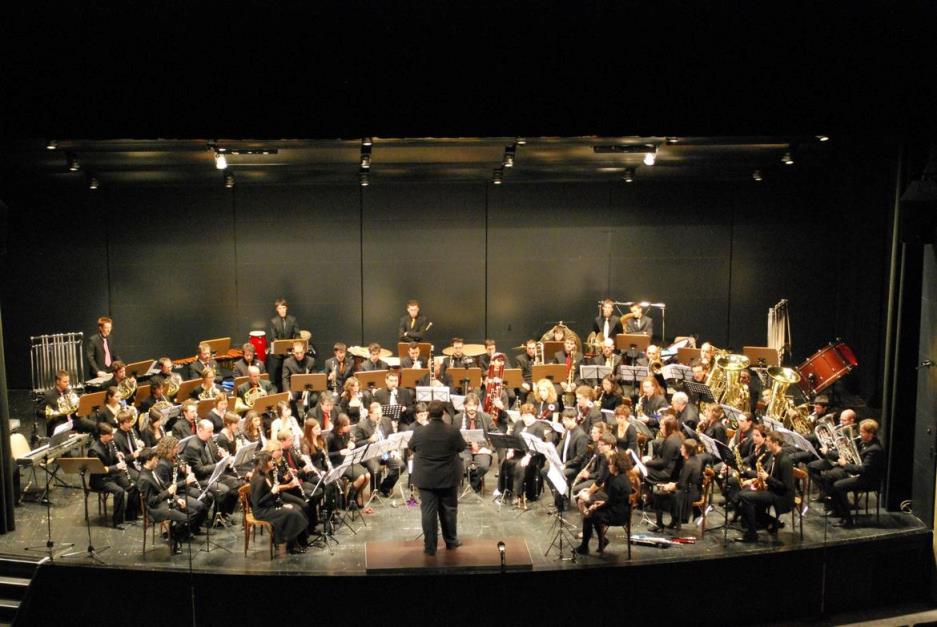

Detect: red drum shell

[796,342,857,394]
[249,330,268,363]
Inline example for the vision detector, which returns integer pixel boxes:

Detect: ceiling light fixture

[665,137,679,144]
[752,169,763,182]
[215,152,228,170]
[66,153,80,172]
[643,151,656,166]
[515,137,527,146]
[623,167,635,183]
[492,168,503,185]
[816,135,830,142]
[87,175,99,190]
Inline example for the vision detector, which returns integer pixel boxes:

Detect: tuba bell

[765,366,813,434]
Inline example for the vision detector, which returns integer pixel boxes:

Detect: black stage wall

[0,148,895,401]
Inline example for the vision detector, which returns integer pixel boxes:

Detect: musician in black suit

[737,431,795,542]
[182,419,240,519]
[624,303,654,337]
[672,391,700,430]
[500,404,556,504]
[189,343,220,382]
[359,343,390,372]
[371,372,414,425]
[644,416,683,483]
[453,394,497,493]
[554,337,584,400]
[87,316,120,378]
[593,299,624,342]
[478,339,509,373]
[282,341,318,413]
[323,342,355,393]
[139,379,171,415]
[136,449,201,553]
[823,419,885,528]
[267,297,302,392]
[172,401,198,440]
[232,343,266,378]
[399,342,427,370]
[651,439,703,531]
[445,338,476,370]
[576,451,633,554]
[543,410,590,504]
[399,299,430,343]
[513,339,539,402]
[40,370,95,436]
[306,394,337,430]
[352,402,404,497]
[573,386,606,432]
[408,400,466,555]
[592,338,623,371]
[89,423,139,528]
[112,411,144,481]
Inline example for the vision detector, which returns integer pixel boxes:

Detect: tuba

[44,389,80,420]
[703,347,730,402]
[717,354,750,411]
[765,366,813,435]
[116,376,137,402]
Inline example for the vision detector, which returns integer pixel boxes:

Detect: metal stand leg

[60,470,108,564]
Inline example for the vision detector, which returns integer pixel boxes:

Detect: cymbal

[511,344,526,350]
[461,343,487,357]
[349,346,394,359]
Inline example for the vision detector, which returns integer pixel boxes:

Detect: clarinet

[272,467,283,509]
[111,441,132,482]
[169,464,178,509]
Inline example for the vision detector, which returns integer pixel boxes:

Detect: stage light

[87,175,99,190]
[66,153,80,172]
[503,144,516,168]
[359,170,369,187]
[643,151,656,166]
[224,172,235,188]
[362,137,373,147]
[817,135,829,142]
[665,137,679,144]
[360,145,372,170]
[215,152,228,170]
[492,168,503,185]
[46,140,57,150]
[752,169,763,182]
[623,167,635,183]
[782,151,794,165]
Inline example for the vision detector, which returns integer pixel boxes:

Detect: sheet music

[629,417,653,437]
[505,409,521,423]
[199,458,229,499]
[385,430,413,452]
[460,428,487,444]
[232,440,259,467]
[450,395,466,411]
[628,449,648,477]
[415,386,450,402]
[720,404,746,425]
[697,432,721,459]
[175,435,195,454]
[545,461,568,495]
[776,426,821,459]
[662,363,692,381]
[323,460,351,485]
[53,422,73,436]
[762,415,784,431]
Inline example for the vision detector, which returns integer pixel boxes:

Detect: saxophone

[752,453,767,491]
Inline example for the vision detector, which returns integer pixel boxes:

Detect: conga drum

[249,330,268,363]
[796,341,858,395]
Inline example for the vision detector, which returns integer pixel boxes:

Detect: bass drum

[796,341,858,395]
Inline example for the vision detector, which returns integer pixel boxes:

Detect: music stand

[415,387,450,402]
[620,365,648,398]
[743,346,780,368]
[173,378,201,403]
[446,367,481,393]
[355,370,389,391]
[233,373,269,389]
[291,373,327,394]
[684,380,715,404]
[76,391,106,418]
[56,457,109,564]
[272,339,307,356]
[201,337,232,355]
[133,384,151,406]
[676,347,701,366]
[501,368,523,389]
[396,342,432,361]
[250,392,289,415]
[532,364,568,384]
[541,341,564,360]
[399,368,429,388]
[125,359,156,378]
[579,365,611,384]
[615,333,650,354]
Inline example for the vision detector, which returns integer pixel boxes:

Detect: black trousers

[461,451,492,492]
[91,475,139,526]
[738,489,781,533]
[418,486,458,551]
[829,475,876,521]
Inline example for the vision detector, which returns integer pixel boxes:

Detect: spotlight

[623,167,635,183]
[643,151,656,166]
[46,139,58,150]
[224,172,235,188]
[503,144,516,168]
[362,137,373,147]
[87,175,99,190]
[782,151,794,165]
[816,135,830,142]
[360,145,372,170]
[752,169,763,182]
[359,169,369,187]
[492,168,503,185]
[66,153,80,172]
[215,152,228,170]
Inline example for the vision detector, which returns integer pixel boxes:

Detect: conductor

[409,400,467,555]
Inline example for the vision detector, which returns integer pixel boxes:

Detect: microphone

[497,540,506,572]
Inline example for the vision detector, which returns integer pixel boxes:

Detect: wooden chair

[238,483,274,558]
[693,467,715,538]
[140,493,171,554]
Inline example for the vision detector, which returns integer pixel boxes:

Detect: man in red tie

[87,316,120,379]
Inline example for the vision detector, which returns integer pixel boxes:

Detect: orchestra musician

[306,394,336,430]
[339,376,371,424]
[724,423,769,519]
[573,429,617,516]
[94,386,123,429]
[270,400,304,445]
[206,393,229,433]
[446,338,475,369]
[807,409,858,501]
[593,299,624,342]
[300,418,339,520]
[453,393,497,493]
[189,342,219,382]
[87,316,120,378]
[149,357,177,391]
[236,365,275,411]
[139,378,172,415]
[325,414,370,511]
[400,341,426,369]
[635,376,669,430]
[250,451,309,556]
[699,342,716,369]
[528,377,560,421]
[89,423,139,529]
[274,430,319,532]
[498,403,555,506]
[359,343,390,372]
[140,406,167,448]
[266,297,302,392]
[214,411,241,458]
[172,400,199,439]
[737,431,795,542]
[399,299,431,343]
[650,439,702,532]
[155,435,214,510]
[513,339,539,402]
[612,404,639,456]
[542,409,590,505]
[239,410,267,450]
[479,339,510,372]
[190,368,222,401]
[112,410,144,481]
[575,451,633,555]
[323,342,355,393]
[371,372,414,425]
[596,375,624,411]
[232,342,266,378]
[818,418,884,528]
[644,416,684,484]
[41,369,95,436]
[136,448,199,554]
[282,341,317,414]
[592,338,623,372]
[353,402,404,498]
[554,337,583,402]
[573,385,605,432]
[671,391,700,430]
[624,303,653,337]
[182,419,240,524]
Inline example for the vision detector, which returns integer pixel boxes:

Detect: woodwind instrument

[111,441,132,482]
[751,452,767,491]
[272,467,283,509]
[483,358,505,414]
[169,463,178,509]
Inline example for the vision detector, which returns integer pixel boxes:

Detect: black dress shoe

[288,544,307,554]
[170,541,183,555]
[113,523,125,531]
[832,519,855,528]
[736,532,758,543]
[597,536,610,553]
[446,540,463,550]
[423,548,436,556]
[574,544,589,555]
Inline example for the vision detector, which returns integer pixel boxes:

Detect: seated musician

[574,385,605,432]
[446,337,475,369]
[182,419,240,524]
[399,299,430,343]
[239,410,267,450]
[699,342,716,370]
[95,386,123,429]
[513,339,539,402]
[141,406,167,448]
[112,410,144,481]
[324,342,355,394]
[573,430,617,515]
[206,393,229,433]
[236,365,275,413]
[528,377,560,421]
[275,429,319,533]
[820,418,884,528]
[594,299,624,342]
[542,409,590,505]
[671,391,700,430]
[307,393,336,430]
[685,360,708,404]
[724,423,769,519]
[372,372,414,425]
[593,337,623,373]
[89,423,139,529]
[635,376,668,429]
[282,341,317,414]
[155,435,214,511]
[400,341,426,369]
[270,400,304,446]
[214,411,241,457]
[41,369,95,436]
[624,303,653,337]
[576,451,633,555]
[699,404,728,463]
[87,315,119,379]
[644,416,684,484]
[325,414,370,511]
[339,376,371,424]
[190,368,222,401]
[651,438,702,532]
[453,393,497,493]
[109,361,132,394]
[554,337,583,404]
[737,431,795,542]
[189,342,219,382]
[266,297,302,392]
[232,342,266,378]
[300,418,339,519]
[172,400,198,439]
[597,375,624,411]
[353,402,404,499]
[612,404,639,456]
[634,343,663,368]
[140,378,171,415]
[479,338,511,372]
[250,451,309,556]
[136,448,200,554]
[498,403,555,507]
[150,357,176,389]
[807,409,858,503]
[359,342,389,372]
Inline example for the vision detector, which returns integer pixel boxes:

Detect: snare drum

[796,341,858,395]
[249,330,268,363]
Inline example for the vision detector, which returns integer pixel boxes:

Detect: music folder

[501,368,523,389]
[446,367,481,391]
[76,391,106,417]
[743,346,780,367]
[125,359,157,378]
[290,373,327,392]
[488,432,526,451]
[399,368,429,388]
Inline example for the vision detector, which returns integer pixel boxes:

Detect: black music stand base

[544,509,577,562]
[59,469,108,564]
[199,512,232,553]
[24,488,74,560]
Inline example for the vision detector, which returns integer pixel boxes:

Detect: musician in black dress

[139,378,171,415]
[141,406,167,448]
[338,376,371,424]
[499,403,555,506]
[593,299,624,342]
[528,378,560,421]
[326,415,370,509]
[822,419,885,528]
[737,431,795,542]
[89,423,139,528]
[724,424,769,518]
[399,299,430,343]
[644,416,684,484]
[651,438,703,531]
[137,449,199,553]
[636,376,669,430]
[155,435,214,513]
[596,375,624,412]
[87,316,119,378]
[250,451,309,555]
[612,404,639,456]
[624,303,654,337]
[573,428,616,514]
[576,452,633,554]
[267,297,302,392]
[232,342,266,378]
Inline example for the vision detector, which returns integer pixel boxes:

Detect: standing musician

[250,451,309,556]
[612,404,639,456]
[359,343,390,372]
[819,419,884,528]
[644,416,684,484]
[596,375,624,412]
[554,337,583,404]
[528,378,560,421]
[635,376,669,430]
[232,342,266,378]
[89,423,139,529]
[112,410,145,481]
[325,415,370,510]
[266,297,302,392]
[573,385,605,432]
[353,402,404,498]
[324,342,355,394]
[189,342,219,382]
[593,299,624,342]
[453,393,498,493]
[87,316,120,379]
[190,368,223,401]
[513,339,539,402]
[499,403,555,506]
[576,451,634,555]
[371,372,414,425]
[236,365,275,412]
[399,299,431,343]
[624,303,654,337]
[136,448,200,554]
[282,341,317,414]
[542,409,590,504]
[737,431,795,542]
[650,438,702,532]
[339,376,371,424]
[182,419,240,524]
[41,369,94,436]
[172,400,199,439]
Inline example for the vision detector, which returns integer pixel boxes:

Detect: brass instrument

[116,376,137,402]
[765,366,812,434]
[331,360,340,395]
[834,423,862,466]
[164,373,182,398]
[535,342,545,366]
[197,385,217,401]
[703,347,730,403]
[242,385,267,409]
[562,355,576,408]
[649,360,663,375]
[584,331,604,357]
[44,388,80,420]
[814,414,837,453]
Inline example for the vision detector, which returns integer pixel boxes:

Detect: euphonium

[834,423,862,466]
[814,414,837,452]
[585,331,604,356]
[116,376,137,402]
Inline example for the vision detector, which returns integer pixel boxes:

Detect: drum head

[299,330,312,342]
[249,330,265,337]
[460,343,487,357]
